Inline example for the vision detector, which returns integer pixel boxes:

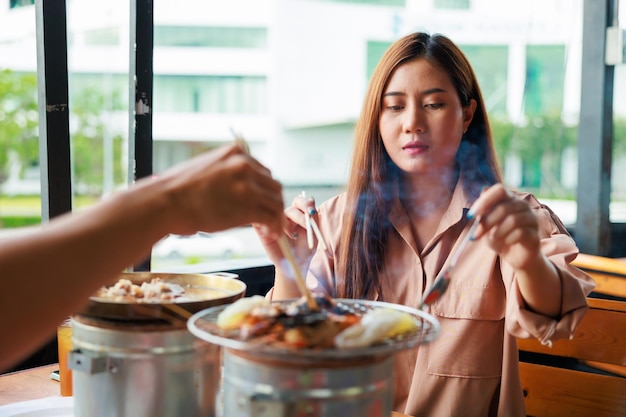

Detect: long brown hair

[335,32,502,299]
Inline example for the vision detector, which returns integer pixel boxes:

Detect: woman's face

[379,58,476,178]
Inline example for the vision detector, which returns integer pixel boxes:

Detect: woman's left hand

[469,183,562,317]
[468,183,543,271]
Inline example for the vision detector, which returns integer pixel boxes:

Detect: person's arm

[0,144,284,371]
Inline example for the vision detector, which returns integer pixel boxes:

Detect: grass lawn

[0,196,41,216]
[0,195,98,225]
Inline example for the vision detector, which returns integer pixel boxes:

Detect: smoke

[456,139,496,200]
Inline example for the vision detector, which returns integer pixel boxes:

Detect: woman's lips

[402,142,428,155]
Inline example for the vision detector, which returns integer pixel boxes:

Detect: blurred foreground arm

[0,144,284,371]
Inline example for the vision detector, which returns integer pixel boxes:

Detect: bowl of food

[80,271,246,323]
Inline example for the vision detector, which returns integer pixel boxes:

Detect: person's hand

[468,184,542,271]
[158,143,285,236]
[255,194,319,276]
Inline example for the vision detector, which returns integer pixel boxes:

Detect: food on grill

[217,295,270,329]
[95,278,185,303]
[213,294,419,349]
[334,307,419,348]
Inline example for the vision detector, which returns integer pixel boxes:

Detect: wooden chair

[571,253,626,299]
[518,296,626,417]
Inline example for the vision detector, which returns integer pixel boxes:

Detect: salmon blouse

[273,181,594,417]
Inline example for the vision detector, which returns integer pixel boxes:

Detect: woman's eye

[385,105,404,111]
[425,103,444,109]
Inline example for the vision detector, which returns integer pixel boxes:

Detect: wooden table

[0,364,411,416]
[0,364,60,406]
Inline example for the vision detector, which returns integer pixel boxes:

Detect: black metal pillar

[129,0,154,271]
[575,0,615,255]
[35,0,72,221]
[14,0,75,374]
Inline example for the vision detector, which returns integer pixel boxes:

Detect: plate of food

[187,294,440,362]
[80,272,246,322]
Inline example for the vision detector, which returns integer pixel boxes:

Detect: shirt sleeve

[504,196,596,345]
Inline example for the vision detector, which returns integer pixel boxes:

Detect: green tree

[70,87,126,196]
[490,116,515,165]
[515,115,576,195]
[0,70,126,197]
[489,114,578,197]
[0,69,38,185]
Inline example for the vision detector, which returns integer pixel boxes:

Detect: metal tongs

[418,216,481,310]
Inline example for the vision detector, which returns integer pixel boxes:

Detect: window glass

[309,0,405,6]
[524,45,566,117]
[84,27,120,46]
[459,45,508,117]
[154,75,267,113]
[9,0,34,9]
[615,1,626,214]
[366,40,392,81]
[155,26,267,48]
[148,0,597,269]
[2,0,626,267]
[66,2,130,207]
[0,3,41,233]
[434,0,470,10]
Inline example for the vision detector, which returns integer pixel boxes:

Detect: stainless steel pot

[188,298,441,417]
[69,272,246,417]
[70,317,219,417]
[222,350,394,417]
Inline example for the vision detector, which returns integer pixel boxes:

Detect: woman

[258,32,594,416]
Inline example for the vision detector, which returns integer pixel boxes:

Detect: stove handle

[247,393,294,417]
[68,349,122,375]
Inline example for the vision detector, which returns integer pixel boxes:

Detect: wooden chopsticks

[277,236,318,310]
[230,128,319,311]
